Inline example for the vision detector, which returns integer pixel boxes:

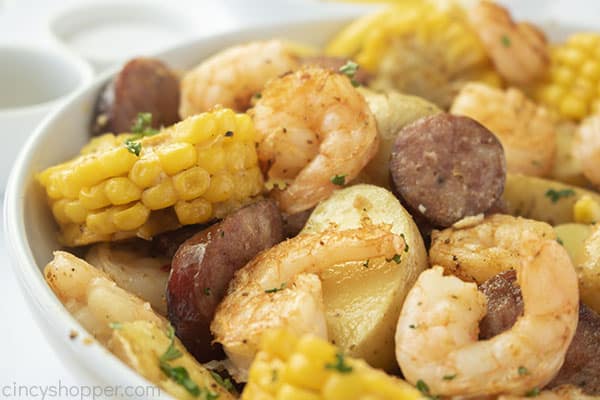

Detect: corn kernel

[203,174,234,203]
[234,113,256,142]
[112,202,150,231]
[63,200,88,224]
[173,113,217,145]
[172,167,210,200]
[581,60,600,80]
[551,66,574,86]
[572,79,595,102]
[99,146,139,178]
[567,33,599,51]
[137,208,181,240]
[104,177,142,205]
[79,182,111,210]
[560,95,588,120]
[283,354,326,391]
[156,142,197,175]
[51,200,70,224]
[174,198,213,225]
[215,108,237,139]
[558,48,585,67]
[323,374,365,400]
[86,210,117,235]
[573,195,600,224]
[196,144,226,174]
[224,141,248,172]
[141,179,178,210]
[261,329,298,362]
[539,85,564,107]
[361,372,421,399]
[296,335,337,365]
[276,384,320,400]
[81,133,119,154]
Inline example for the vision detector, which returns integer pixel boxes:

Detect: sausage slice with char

[167,199,285,361]
[390,113,506,227]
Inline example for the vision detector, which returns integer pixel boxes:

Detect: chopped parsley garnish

[159,325,205,397]
[253,92,262,99]
[526,388,540,397]
[545,188,575,203]
[325,353,353,374]
[338,61,360,87]
[442,374,456,380]
[386,254,402,264]
[265,283,286,293]
[408,324,416,329]
[204,287,212,296]
[416,379,439,400]
[271,369,278,382]
[330,174,347,186]
[224,130,234,137]
[209,370,235,392]
[108,322,122,330]
[124,112,161,156]
[125,140,142,156]
[518,366,529,376]
[557,237,564,246]
[501,35,511,47]
[401,233,409,252]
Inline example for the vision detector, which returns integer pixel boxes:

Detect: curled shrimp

[179,40,301,118]
[395,232,578,397]
[250,67,379,214]
[211,226,406,380]
[468,1,549,85]
[45,251,165,344]
[451,83,557,177]
[573,115,600,190]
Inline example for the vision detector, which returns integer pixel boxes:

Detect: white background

[1,0,600,399]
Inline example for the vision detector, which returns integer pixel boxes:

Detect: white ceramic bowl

[3,15,360,397]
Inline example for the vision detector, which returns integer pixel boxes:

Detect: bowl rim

[3,13,362,395]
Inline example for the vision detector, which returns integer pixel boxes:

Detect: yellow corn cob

[37,108,264,246]
[325,1,499,108]
[243,329,424,400]
[534,33,600,121]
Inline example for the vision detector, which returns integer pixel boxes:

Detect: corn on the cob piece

[242,329,424,400]
[37,108,264,246]
[533,33,600,121]
[326,1,499,108]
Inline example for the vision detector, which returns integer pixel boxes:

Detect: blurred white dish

[0,45,92,190]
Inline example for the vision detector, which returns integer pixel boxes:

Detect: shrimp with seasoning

[250,66,379,214]
[468,0,550,85]
[210,226,406,381]
[179,40,301,117]
[396,228,578,398]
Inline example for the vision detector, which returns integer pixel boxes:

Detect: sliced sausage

[92,58,180,134]
[390,113,506,227]
[301,56,371,85]
[167,199,285,361]
[152,224,212,260]
[479,270,600,395]
[282,208,313,238]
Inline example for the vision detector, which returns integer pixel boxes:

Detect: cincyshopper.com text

[1,380,162,399]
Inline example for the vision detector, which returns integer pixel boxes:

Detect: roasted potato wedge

[357,88,441,188]
[109,321,235,400]
[551,121,588,187]
[503,173,600,225]
[302,184,428,371]
[578,225,600,314]
[554,223,594,266]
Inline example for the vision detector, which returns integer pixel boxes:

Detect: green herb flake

[253,92,262,99]
[526,388,540,397]
[501,35,511,47]
[415,379,439,400]
[131,112,159,136]
[204,287,212,296]
[363,260,369,268]
[557,237,564,246]
[125,140,141,156]
[209,370,234,392]
[265,283,286,294]
[409,324,416,329]
[271,369,278,382]
[330,174,347,186]
[400,233,409,252]
[325,352,353,374]
[109,322,122,330]
[159,363,201,397]
[545,188,575,203]
[442,374,456,381]
[518,366,529,376]
[386,254,402,264]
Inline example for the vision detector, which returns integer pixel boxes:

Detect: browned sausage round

[92,58,180,134]
[301,56,371,86]
[167,199,285,361]
[389,113,506,227]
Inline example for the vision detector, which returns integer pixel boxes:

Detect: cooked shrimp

[468,1,549,85]
[179,40,301,117]
[251,67,379,214]
[429,214,556,284]
[45,251,165,344]
[396,233,578,397]
[85,242,170,316]
[573,115,600,189]
[499,384,597,400]
[211,226,406,380]
[451,83,557,177]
